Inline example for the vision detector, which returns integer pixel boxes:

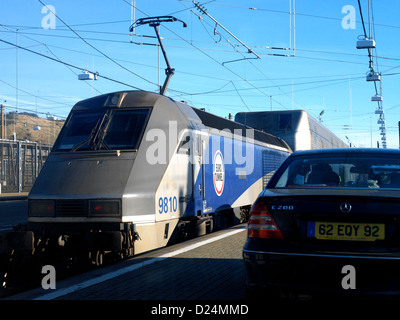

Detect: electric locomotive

[9,91,291,260]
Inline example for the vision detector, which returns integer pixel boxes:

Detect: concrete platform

[5,224,248,300]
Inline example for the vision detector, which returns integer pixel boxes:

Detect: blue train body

[186,132,289,221]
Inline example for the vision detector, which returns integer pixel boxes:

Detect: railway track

[0,234,129,298]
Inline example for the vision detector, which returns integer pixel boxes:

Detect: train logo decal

[213,150,225,196]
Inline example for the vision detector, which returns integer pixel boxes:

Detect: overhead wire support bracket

[192,1,261,60]
[222,57,259,66]
[130,16,187,95]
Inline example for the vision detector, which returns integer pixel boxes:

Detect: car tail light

[248,200,284,239]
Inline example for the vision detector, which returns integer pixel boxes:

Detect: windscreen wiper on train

[92,127,111,151]
[91,112,112,151]
[71,113,109,152]
[70,119,101,152]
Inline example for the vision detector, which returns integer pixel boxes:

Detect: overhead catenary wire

[123,1,274,103]
[192,0,261,60]
[37,0,158,89]
[230,81,250,111]
[124,0,400,117]
[3,24,400,70]
[2,0,397,148]
[0,38,144,91]
[0,102,66,120]
[171,0,290,109]
[12,24,104,96]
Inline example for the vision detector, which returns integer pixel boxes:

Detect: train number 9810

[158,196,178,214]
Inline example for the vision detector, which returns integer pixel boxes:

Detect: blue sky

[1,0,400,148]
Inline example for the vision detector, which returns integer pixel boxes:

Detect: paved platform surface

[6,224,248,300]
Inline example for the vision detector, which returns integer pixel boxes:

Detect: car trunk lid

[263,189,400,253]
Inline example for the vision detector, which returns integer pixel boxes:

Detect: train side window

[278,114,292,131]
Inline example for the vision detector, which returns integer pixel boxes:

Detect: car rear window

[271,153,400,190]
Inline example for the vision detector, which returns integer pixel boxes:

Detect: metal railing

[0,139,51,193]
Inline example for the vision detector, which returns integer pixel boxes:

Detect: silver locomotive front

[27,91,194,258]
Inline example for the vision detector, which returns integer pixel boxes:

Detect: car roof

[290,148,400,157]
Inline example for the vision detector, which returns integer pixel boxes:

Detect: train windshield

[54,108,150,152]
[101,109,150,150]
[54,111,105,151]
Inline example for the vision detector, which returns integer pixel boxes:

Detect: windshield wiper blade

[96,138,111,150]
[71,118,102,152]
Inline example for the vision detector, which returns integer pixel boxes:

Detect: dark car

[243,148,400,300]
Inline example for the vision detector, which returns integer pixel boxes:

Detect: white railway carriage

[235,110,347,151]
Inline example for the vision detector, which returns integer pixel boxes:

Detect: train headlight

[29,200,55,217]
[89,200,120,217]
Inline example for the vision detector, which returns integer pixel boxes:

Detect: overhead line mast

[356,0,386,148]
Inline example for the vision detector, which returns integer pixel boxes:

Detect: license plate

[308,222,385,241]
